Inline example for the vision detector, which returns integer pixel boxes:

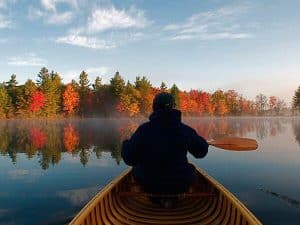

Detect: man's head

[152,92,176,111]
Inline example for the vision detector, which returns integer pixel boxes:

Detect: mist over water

[0,117,300,225]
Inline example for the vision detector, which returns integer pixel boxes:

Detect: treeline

[0,67,293,118]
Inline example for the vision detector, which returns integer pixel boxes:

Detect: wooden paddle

[207,137,258,151]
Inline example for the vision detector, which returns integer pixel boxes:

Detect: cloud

[63,66,111,82]
[56,33,116,49]
[47,11,73,24]
[0,14,12,28]
[57,186,101,206]
[87,6,149,33]
[7,53,47,66]
[0,0,14,8]
[41,0,78,12]
[8,169,44,180]
[86,66,110,75]
[164,3,253,41]
[54,5,150,49]
[28,0,77,25]
[28,6,74,25]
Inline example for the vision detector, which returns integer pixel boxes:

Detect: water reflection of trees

[292,118,300,146]
[0,118,290,169]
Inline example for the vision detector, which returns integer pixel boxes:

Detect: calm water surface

[0,117,300,225]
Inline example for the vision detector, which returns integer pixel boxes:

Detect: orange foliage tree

[63,84,79,116]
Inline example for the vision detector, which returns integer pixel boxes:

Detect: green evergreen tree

[110,71,125,98]
[6,74,18,103]
[170,84,181,109]
[79,71,90,94]
[293,86,300,110]
[78,71,91,116]
[93,76,102,91]
[37,68,62,117]
[160,82,168,91]
[0,83,12,118]
[16,79,37,116]
[71,79,80,91]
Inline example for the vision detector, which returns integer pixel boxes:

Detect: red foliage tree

[29,90,46,112]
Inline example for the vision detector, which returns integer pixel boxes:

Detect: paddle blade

[208,137,258,151]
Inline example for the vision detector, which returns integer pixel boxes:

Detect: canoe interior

[69,167,262,225]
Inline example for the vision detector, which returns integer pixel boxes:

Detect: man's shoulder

[136,120,151,131]
[179,122,196,133]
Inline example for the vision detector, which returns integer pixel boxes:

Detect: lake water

[0,117,300,225]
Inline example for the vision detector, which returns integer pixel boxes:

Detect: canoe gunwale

[195,166,262,225]
[69,168,131,225]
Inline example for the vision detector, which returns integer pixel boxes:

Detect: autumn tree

[274,99,287,115]
[29,90,46,115]
[200,92,214,115]
[225,90,239,115]
[212,90,228,116]
[255,94,268,115]
[117,82,140,116]
[269,96,277,115]
[63,84,79,116]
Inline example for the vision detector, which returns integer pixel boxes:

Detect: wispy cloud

[7,53,47,66]
[0,0,13,8]
[86,66,110,75]
[57,186,101,206]
[63,66,111,82]
[47,11,73,24]
[0,14,12,28]
[164,3,253,41]
[87,6,149,33]
[8,169,44,181]
[28,0,77,25]
[56,5,150,49]
[41,0,78,12]
[56,33,116,49]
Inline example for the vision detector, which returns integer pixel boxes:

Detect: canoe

[69,166,262,225]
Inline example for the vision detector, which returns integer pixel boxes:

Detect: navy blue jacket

[121,109,208,192]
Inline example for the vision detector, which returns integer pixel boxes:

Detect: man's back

[121,108,208,193]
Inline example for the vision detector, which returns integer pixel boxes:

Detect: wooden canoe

[69,167,262,225]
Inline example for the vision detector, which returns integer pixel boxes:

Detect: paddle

[207,137,258,151]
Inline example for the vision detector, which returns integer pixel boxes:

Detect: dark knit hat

[152,92,176,111]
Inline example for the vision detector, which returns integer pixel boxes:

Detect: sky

[0,0,299,103]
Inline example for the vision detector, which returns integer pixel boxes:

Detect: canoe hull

[69,167,261,225]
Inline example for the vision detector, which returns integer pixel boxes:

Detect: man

[121,92,208,194]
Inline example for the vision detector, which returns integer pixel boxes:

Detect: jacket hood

[149,109,182,124]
